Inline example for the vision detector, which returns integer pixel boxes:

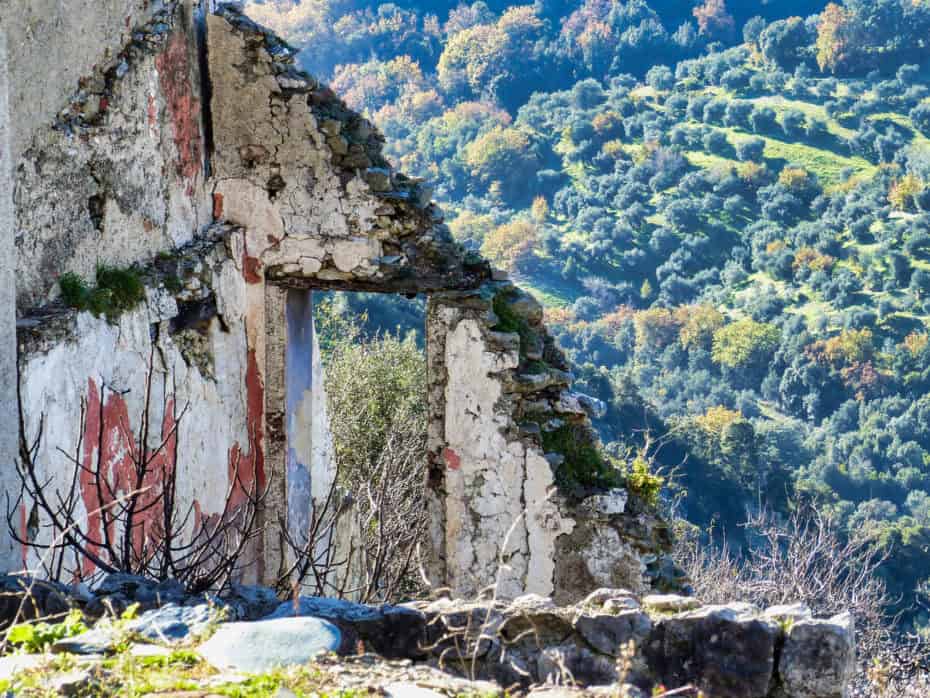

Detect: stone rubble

[0,573,856,698]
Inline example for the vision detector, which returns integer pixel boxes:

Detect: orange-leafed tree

[481,220,539,273]
[693,0,735,40]
[816,3,853,74]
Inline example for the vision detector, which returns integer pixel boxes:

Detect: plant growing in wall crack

[58,265,146,322]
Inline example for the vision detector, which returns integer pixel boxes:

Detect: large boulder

[197,617,344,672]
[498,594,575,647]
[777,612,856,698]
[537,641,619,686]
[645,603,780,698]
[574,609,651,657]
[413,598,518,684]
[417,594,653,688]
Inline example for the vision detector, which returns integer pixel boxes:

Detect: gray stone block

[198,617,342,673]
[778,612,856,698]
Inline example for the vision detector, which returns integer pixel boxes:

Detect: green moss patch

[541,423,619,490]
[59,265,146,322]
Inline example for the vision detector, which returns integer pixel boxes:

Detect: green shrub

[58,272,90,309]
[542,423,619,490]
[58,265,146,322]
[622,455,664,508]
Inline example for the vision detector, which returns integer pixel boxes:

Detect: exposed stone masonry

[427,283,678,603]
[207,5,489,297]
[13,0,210,311]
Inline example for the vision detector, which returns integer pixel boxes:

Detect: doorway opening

[277,288,429,603]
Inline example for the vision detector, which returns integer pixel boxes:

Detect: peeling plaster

[17,285,252,576]
[0,31,18,571]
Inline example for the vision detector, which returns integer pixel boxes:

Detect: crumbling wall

[428,283,677,603]
[202,7,489,583]
[4,1,673,603]
[14,229,261,575]
[13,1,210,310]
[204,7,487,295]
[0,0,160,164]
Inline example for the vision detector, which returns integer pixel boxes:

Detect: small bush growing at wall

[540,423,664,505]
[58,272,90,309]
[541,423,619,490]
[492,288,542,364]
[622,455,664,507]
[58,265,146,321]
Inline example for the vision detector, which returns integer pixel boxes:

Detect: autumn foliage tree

[812,0,930,76]
[463,126,542,201]
[676,304,725,350]
[816,3,852,74]
[480,220,539,273]
[437,5,547,106]
[693,0,735,41]
[712,319,781,369]
[331,56,432,116]
[889,174,925,212]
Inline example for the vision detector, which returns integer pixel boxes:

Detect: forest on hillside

[246,0,930,633]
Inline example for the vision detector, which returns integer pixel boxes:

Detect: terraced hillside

[497,51,930,626]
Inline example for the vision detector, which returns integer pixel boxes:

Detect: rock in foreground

[197,617,344,673]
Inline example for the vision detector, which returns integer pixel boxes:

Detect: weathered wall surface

[0,0,159,163]
[0,30,19,569]
[200,7,489,586]
[14,230,259,575]
[205,7,487,296]
[428,283,676,603]
[12,1,211,310]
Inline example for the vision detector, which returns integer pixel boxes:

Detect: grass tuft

[59,265,147,322]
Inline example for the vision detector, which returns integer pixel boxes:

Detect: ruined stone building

[0,1,674,601]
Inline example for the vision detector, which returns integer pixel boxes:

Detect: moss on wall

[59,265,146,322]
